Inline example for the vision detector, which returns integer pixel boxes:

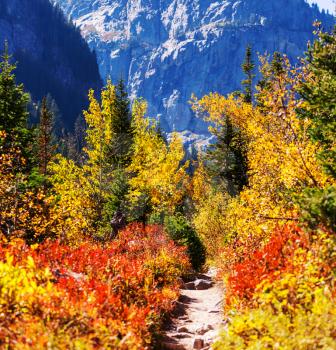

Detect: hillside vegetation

[0,23,335,349]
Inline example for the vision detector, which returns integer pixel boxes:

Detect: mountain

[54,0,333,140]
[0,0,102,129]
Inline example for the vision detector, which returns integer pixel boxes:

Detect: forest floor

[161,269,224,350]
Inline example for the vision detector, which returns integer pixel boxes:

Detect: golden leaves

[127,101,189,214]
[191,53,333,254]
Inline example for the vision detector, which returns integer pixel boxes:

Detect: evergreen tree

[297,26,336,231]
[204,48,255,195]
[45,94,63,137]
[73,114,86,163]
[242,45,255,103]
[0,43,30,163]
[108,78,133,167]
[37,97,54,177]
[298,26,336,178]
[271,52,285,76]
[256,52,285,112]
[206,116,248,195]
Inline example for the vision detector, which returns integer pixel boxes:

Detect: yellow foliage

[189,162,211,205]
[0,132,58,241]
[49,155,94,242]
[0,254,55,321]
[214,258,336,350]
[84,82,115,167]
[215,289,336,350]
[193,190,229,256]
[128,100,189,213]
[192,55,332,246]
[49,82,126,241]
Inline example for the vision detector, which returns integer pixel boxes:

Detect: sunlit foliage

[128,100,189,216]
[192,52,331,255]
[0,225,190,349]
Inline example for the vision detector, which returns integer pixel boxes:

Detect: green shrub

[165,214,206,271]
[298,186,336,232]
[150,213,206,271]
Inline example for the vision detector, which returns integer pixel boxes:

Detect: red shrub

[0,224,190,349]
[225,224,308,307]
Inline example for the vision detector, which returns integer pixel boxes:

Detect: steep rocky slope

[54,0,333,139]
[0,0,102,128]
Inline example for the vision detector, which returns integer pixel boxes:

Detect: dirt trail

[161,269,224,350]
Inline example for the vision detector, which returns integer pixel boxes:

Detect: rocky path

[161,270,224,350]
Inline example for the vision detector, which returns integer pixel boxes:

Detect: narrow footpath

[161,269,224,350]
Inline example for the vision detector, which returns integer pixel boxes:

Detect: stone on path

[196,273,212,281]
[177,326,190,333]
[193,338,204,349]
[183,281,196,290]
[162,342,186,350]
[194,279,213,290]
[173,333,192,339]
[195,324,214,335]
[183,279,214,291]
[208,309,220,314]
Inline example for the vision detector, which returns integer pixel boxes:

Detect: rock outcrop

[54,0,334,139]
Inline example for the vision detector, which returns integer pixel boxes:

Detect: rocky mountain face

[54,0,333,141]
[0,0,102,128]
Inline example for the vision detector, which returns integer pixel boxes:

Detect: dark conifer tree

[206,116,248,195]
[205,47,256,195]
[37,97,54,177]
[108,78,133,167]
[298,27,336,178]
[73,114,87,163]
[0,43,30,160]
[271,52,285,76]
[242,45,255,103]
[296,26,336,231]
[256,51,285,111]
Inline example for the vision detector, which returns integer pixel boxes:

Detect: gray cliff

[54,0,334,141]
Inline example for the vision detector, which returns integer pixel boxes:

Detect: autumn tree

[50,81,134,240]
[189,162,230,257]
[127,100,189,221]
[83,80,133,231]
[192,53,329,258]
[49,155,93,243]
[50,83,118,240]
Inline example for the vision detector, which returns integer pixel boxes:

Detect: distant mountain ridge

[54,1,335,140]
[0,0,102,128]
